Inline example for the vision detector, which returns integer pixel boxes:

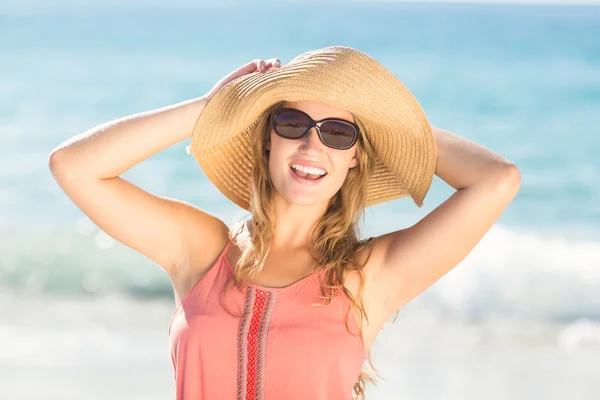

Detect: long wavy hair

[221,100,382,399]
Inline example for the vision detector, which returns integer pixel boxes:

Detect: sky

[1,0,599,19]
[2,0,600,7]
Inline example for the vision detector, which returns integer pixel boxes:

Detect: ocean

[1,1,599,399]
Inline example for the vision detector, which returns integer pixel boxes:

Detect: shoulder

[341,237,393,350]
[170,211,233,303]
[344,237,385,320]
[342,237,387,299]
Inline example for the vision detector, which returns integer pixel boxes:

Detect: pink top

[168,238,366,400]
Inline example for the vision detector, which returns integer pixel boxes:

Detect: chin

[280,193,330,207]
[270,171,344,207]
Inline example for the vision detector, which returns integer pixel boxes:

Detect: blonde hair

[221,101,381,399]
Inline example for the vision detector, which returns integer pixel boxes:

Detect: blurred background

[1,0,600,399]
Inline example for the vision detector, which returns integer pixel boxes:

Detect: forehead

[280,100,355,123]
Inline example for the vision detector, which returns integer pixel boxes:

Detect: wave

[1,222,599,323]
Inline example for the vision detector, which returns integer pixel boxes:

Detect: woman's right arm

[48,57,280,291]
[48,95,230,279]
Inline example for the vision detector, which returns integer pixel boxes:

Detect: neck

[248,194,330,252]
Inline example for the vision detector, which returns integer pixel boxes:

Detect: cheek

[331,152,356,175]
[267,135,290,173]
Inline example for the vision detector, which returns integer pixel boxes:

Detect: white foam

[411,224,600,321]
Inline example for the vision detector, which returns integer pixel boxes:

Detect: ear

[349,146,359,169]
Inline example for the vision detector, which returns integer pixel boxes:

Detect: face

[265,100,360,207]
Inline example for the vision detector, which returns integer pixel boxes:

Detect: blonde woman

[49,47,521,400]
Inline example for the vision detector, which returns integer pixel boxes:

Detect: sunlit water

[1,1,599,399]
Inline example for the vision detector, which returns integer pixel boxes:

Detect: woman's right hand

[204,58,282,103]
[48,57,283,295]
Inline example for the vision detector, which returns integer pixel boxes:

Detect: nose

[299,127,323,152]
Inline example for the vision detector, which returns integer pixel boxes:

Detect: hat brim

[190,46,437,211]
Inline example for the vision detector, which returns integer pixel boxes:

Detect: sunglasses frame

[270,107,359,150]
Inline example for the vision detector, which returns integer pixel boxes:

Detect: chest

[169,284,365,376]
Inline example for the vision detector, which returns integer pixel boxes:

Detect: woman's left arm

[372,126,522,318]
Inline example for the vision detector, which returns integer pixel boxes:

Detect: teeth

[290,163,327,176]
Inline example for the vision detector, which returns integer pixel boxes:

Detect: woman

[49,46,521,400]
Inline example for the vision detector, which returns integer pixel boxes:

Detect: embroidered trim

[254,291,276,399]
[236,286,255,400]
[236,286,277,400]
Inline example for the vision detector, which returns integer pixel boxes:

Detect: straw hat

[188,45,437,211]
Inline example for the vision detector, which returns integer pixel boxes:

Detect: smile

[289,164,327,185]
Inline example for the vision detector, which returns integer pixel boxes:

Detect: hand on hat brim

[205,58,282,102]
[245,58,281,74]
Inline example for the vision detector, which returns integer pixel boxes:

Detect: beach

[2,295,599,399]
[1,1,599,398]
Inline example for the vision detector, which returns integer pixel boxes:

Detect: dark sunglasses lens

[320,121,356,149]
[274,110,310,138]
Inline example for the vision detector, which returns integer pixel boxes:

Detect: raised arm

[370,126,522,319]
[48,57,282,302]
[48,95,230,277]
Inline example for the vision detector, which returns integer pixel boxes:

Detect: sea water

[1,1,599,399]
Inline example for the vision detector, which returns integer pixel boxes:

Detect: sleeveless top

[168,238,366,400]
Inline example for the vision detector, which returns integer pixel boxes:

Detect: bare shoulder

[169,203,231,305]
[343,236,387,296]
[342,238,388,314]
[342,237,391,352]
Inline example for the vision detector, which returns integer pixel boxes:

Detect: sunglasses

[270,108,359,150]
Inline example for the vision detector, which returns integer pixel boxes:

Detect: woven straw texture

[189,46,437,211]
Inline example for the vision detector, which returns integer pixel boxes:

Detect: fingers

[255,58,281,72]
[257,59,266,72]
